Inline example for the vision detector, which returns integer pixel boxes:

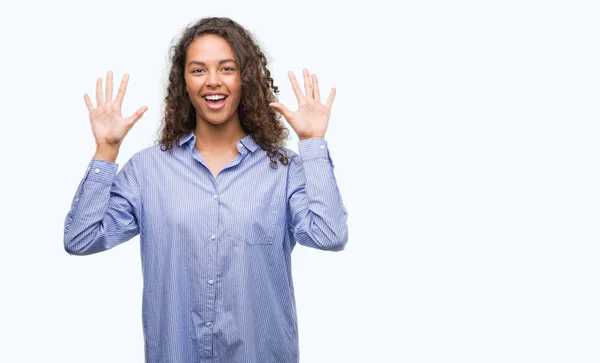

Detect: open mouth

[203,95,228,111]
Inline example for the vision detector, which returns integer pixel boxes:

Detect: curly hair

[156,17,290,168]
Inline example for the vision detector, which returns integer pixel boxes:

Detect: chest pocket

[225,189,280,245]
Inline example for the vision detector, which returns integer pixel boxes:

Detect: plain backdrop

[1,0,599,362]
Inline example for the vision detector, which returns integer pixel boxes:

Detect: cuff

[85,159,119,184]
[298,138,329,160]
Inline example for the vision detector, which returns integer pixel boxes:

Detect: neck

[193,116,247,154]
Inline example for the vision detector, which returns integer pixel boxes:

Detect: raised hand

[269,69,336,140]
[84,71,148,149]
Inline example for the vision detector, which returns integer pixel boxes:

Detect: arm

[269,68,347,250]
[63,156,141,255]
[64,70,147,255]
[287,138,348,251]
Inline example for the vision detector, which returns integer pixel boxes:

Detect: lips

[203,95,228,111]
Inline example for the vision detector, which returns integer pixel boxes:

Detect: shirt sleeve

[286,138,348,251]
[63,155,142,256]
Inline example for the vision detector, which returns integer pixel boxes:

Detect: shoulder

[123,143,182,176]
[268,146,300,175]
[281,146,297,157]
[279,146,303,177]
[131,142,181,161]
[280,146,299,162]
[252,144,300,169]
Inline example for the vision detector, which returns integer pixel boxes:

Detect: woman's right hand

[84,71,148,149]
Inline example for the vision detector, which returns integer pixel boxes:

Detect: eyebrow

[187,59,237,67]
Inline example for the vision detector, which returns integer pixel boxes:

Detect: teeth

[205,95,226,101]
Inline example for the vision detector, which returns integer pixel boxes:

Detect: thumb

[126,105,148,125]
[269,102,292,120]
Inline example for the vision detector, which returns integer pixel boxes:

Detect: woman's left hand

[269,69,336,140]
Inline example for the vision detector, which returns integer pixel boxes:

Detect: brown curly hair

[156,17,290,168]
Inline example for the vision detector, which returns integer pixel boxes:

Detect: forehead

[186,34,235,62]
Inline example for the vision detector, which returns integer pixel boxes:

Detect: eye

[223,67,235,72]
[191,69,204,74]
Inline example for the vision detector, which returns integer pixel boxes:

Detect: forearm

[289,138,348,251]
[64,159,140,255]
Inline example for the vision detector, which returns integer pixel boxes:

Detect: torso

[201,151,239,179]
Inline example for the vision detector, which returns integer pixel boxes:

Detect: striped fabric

[63,132,348,363]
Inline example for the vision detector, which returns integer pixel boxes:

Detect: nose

[206,71,222,88]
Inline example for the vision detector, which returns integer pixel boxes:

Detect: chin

[201,113,234,125]
[206,119,228,125]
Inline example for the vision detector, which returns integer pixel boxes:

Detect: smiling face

[184,34,242,127]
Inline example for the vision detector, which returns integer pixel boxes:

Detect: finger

[95,77,103,106]
[126,105,148,125]
[288,71,305,103]
[303,69,313,100]
[115,73,130,106]
[312,74,321,103]
[326,87,336,110]
[269,102,293,120]
[105,71,113,102]
[83,94,94,112]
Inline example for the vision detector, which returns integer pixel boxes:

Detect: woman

[64,16,348,362]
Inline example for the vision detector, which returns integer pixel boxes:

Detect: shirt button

[210,234,216,240]
[320,145,325,149]
[206,322,213,327]
[87,167,91,171]
[208,280,214,285]
[213,194,218,199]
[94,168,101,174]
[75,198,79,202]
[238,142,243,148]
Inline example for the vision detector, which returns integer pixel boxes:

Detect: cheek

[231,86,242,105]
[231,76,242,93]
[231,82,242,99]
[186,81,202,93]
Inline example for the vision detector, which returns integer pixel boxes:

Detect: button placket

[203,183,220,339]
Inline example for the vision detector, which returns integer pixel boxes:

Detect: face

[184,34,242,126]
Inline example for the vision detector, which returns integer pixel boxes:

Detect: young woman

[64,16,348,362]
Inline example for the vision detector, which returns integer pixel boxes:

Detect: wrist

[94,144,120,162]
[298,134,325,141]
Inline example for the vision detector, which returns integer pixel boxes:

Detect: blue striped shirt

[63,132,348,363]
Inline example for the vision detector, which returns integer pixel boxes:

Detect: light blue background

[0,0,598,362]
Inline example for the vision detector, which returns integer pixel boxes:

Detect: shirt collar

[178,132,195,148]
[178,132,259,153]
[238,134,259,153]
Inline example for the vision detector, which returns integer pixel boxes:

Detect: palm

[269,69,336,140]
[90,102,130,145]
[84,71,148,147]
[292,101,330,137]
